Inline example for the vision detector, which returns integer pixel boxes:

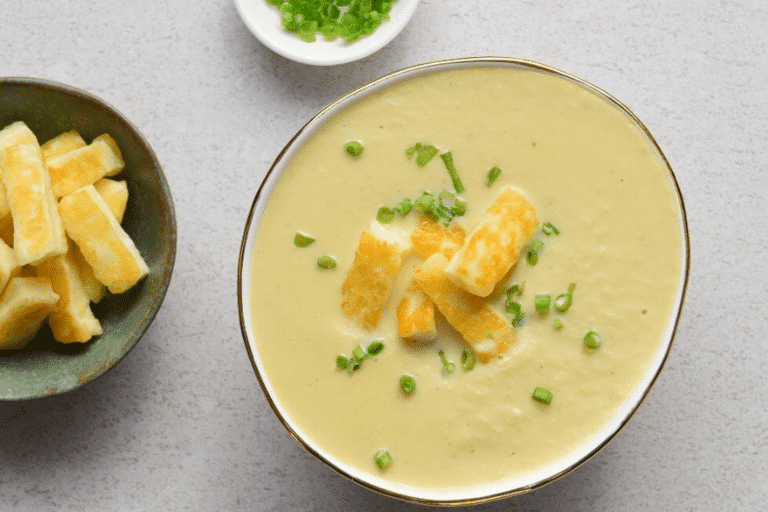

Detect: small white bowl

[234,0,419,66]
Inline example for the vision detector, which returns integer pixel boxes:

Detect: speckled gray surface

[1,1,766,510]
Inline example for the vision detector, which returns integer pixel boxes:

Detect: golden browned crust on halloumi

[410,215,466,259]
[396,282,437,342]
[415,253,515,363]
[70,241,106,303]
[0,276,59,350]
[58,185,148,294]
[92,134,125,177]
[94,178,128,223]
[36,243,103,343]
[445,186,538,297]
[46,136,125,198]
[40,130,87,162]
[0,144,67,265]
[0,121,39,150]
[341,221,410,329]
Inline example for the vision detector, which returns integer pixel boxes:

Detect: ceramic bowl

[0,77,176,400]
[238,57,689,504]
[234,0,419,66]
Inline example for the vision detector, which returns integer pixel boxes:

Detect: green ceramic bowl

[0,77,176,400]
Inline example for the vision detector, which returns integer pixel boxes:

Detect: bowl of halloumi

[238,58,688,504]
[0,77,176,400]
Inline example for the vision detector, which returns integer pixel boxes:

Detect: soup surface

[247,62,685,500]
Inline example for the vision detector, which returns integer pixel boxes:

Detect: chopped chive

[351,344,367,362]
[374,449,392,469]
[293,232,316,248]
[584,330,602,352]
[413,191,438,220]
[367,339,384,355]
[376,206,396,223]
[505,301,525,327]
[486,166,502,187]
[507,282,525,299]
[440,151,466,193]
[336,355,349,370]
[460,349,477,371]
[535,294,551,314]
[399,374,416,394]
[554,283,576,312]
[532,387,553,405]
[395,199,412,216]
[526,239,544,266]
[405,143,439,167]
[553,318,564,330]
[344,140,364,156]
[317,255,337,269]
[451,198,467,216]
[438,350,455,374]
[542,222,560,235]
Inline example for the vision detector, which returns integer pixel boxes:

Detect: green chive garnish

[344,140,364,156]
[367,339,384,355]
[336,355,349,370]
[395,199,412,216]
[507,282,525,299]
[460,349,477,371]
[399,374,416,394]
[451,197,467,216]
[317,255,337,269]
[505,300,525,327]
[486,166,502,187]
[584,330,602,352]
[374,449,392,469]
[293,232,316,248]
[376,206,396,223]
[405,143,439,167]
[351,344,367,361]
[554,283,576,312]
[542,222,560,235]
[438,350,455,374]
[440,151,466,193]
[535,294,551,314]
[526,239,544,265]
[532,387,553,405]
[553,318,564,330]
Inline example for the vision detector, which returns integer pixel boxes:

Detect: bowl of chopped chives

[238,57,689,504]
[234,0,420,66]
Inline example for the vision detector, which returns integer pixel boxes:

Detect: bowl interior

[0,78,177,400]
[238,58,689,504]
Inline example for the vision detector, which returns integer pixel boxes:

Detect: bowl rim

[233,0,420,66]
[0,76,177,401]
[237,56,691,505]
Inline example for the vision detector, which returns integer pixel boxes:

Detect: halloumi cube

[410,215,466,260]
[0,143,67,265]
[36,243,103,343]
[341,221,411,329]
[45,135,125,198]
[58,185,148,294]
[94,178,128,223]
[415,253,515,363]
[40,130,87,162]
[396,282,437,342]
[0,276,59,350]
[445,187,538,297]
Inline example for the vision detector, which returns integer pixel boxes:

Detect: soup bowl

[238,57,689,504]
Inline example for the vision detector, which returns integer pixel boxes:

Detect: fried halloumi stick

[70,242,106,303]
[396,282,437,342]
[0,238,17,292]
[410,215,466,260]
[0,121,40,222]
[94,178,128,223]
[40,130,87,162]
[58,185,148,294]
[415,253,515,363]
[0,276,59,351]
[36,243,103,343]
[46,134,125,198]
[341,221,410,329]
[0,144,67,265]
[445,187,538,297]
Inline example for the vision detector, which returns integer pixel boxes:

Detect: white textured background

[2,1,767,510]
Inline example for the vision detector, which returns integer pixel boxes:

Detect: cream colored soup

[248,63,685,499]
